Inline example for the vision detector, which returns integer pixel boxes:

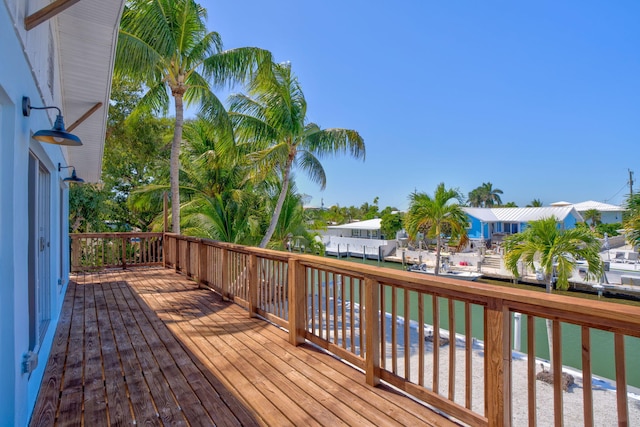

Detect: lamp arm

[29,105,62,116]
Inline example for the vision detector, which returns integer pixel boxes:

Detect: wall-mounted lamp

[22,96,82,146]
[58,163,84,183]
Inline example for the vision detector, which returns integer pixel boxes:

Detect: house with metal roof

[552,200,625,224]
[463,206,584,245]
[321,219,397,258]
[326,218,383,239]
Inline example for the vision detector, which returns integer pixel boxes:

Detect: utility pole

[630,169,635,199]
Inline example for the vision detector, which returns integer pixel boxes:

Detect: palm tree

[582,209,602,228]
[624,193,640,247]
[502,217,602,374]
[480,182,503,207]
[177,117,267,244]
[626,213,640,248]
[527,199,543,207]
[405,183,469,275]
[229,62,365,248]
[468,182,503,207]
[467,188,483,207]
[115,0,272,234]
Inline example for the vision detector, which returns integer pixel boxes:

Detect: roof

[571,200,625,212]
[58,0,126,182]
[463,206,582,223]
[328,218,381,231]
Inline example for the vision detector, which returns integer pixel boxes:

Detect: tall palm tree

[405,183,469,275]
[502,217,602,373]
[229,62,365,248]
[480,182,503,207]
[468,182,503,207]
[467,188,483,207]
[115,0,272,234]
[527,198,543,207]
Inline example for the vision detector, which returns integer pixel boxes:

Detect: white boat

[407,263,483,281]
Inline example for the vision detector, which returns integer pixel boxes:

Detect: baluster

[248,254,258,318]
[365,277,380,386]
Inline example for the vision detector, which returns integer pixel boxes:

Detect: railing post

[121,236,127,270]
[484,300,511,427]
[365,277,380,386]
[221,248,229,300]
[198,239,207,288]
[288,257,306,346]
[248,254,258,318]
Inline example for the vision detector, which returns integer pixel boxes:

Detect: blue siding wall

[466,215,490,239]
[467,216,482,239]
[563,214,578,230]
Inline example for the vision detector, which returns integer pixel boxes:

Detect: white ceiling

[56,0,125,183]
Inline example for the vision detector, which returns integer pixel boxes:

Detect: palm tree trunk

[546,277,554,374]
[259,160,292,248]
[434,235,442,275]
[171,93,185,234]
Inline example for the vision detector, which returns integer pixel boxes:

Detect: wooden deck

[30,267,456,426]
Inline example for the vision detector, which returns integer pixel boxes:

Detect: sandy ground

[387,338,640,426]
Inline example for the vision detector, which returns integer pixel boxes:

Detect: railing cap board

[71,232,163,238]
[166,233,290,261]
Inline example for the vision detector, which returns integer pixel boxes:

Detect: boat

[407,263,483,281]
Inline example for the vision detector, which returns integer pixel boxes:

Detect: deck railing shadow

[71,232,640,426]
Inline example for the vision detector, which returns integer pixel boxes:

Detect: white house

[321,218,398,258]
[325,218,383,239]
[1,1,124,424]
[552,200,625,225]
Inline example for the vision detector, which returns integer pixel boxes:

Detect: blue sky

[200,0,639,211]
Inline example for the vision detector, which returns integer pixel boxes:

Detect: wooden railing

[85,233,640,426]
[70,232,163,272]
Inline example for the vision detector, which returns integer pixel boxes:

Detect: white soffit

[57,0,125,183]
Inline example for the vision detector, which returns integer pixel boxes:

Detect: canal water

[337,256,640,388]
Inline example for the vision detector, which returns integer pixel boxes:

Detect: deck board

[30,267,457,427]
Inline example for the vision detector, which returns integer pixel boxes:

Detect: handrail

[70,232,163,271]
[121,233,640,425]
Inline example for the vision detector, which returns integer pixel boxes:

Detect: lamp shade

[22,96,82,146]
[58,163,85,184]
[63,169,85,183]
[33,115,82,146]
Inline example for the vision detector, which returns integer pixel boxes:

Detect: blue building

[463,206,583,247]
